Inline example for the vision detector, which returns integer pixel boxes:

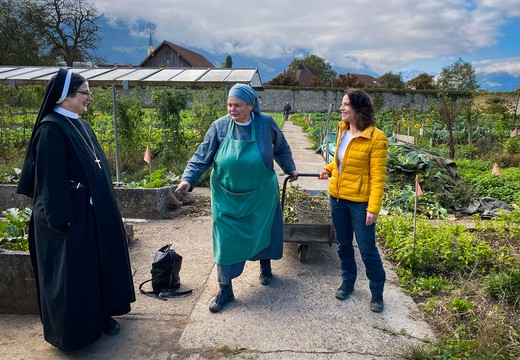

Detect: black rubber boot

[208,283,235,313]
[370,295,384,313]
[259,259,273,286]
[335,281,354,300]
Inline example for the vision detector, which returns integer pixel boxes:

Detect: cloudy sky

[92,0,520,87]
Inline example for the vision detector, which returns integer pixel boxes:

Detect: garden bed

[0,223,136,314]
[0,184,180,220]
[0,250,38,314]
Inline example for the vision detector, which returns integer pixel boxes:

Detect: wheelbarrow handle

[281,173,321,210]
[294,172,322,178]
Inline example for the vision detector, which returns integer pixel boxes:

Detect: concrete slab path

[0,120,435,359]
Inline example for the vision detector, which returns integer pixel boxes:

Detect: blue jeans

[330,196,385,298]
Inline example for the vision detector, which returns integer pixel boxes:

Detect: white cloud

[476,0,520,17]
[92,0,519,75]
[481,81,503,88]
[474,58,520,76]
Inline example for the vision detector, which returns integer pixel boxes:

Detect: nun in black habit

[17,69,135,352]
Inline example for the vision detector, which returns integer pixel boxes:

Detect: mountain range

[96,17,518,92]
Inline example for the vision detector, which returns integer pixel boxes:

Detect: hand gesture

[175,181,191,196]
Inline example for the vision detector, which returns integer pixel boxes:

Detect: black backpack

[139,244,192,300]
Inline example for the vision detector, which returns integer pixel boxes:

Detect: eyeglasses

[76,90,92,97]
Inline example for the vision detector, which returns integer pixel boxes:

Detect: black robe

[25,112,135,351]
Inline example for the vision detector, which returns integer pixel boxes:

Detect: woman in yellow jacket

[319,88,388,313]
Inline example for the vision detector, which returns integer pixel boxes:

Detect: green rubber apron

[211,118,279,265]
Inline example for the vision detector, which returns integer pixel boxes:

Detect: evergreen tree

[221,55,233,68]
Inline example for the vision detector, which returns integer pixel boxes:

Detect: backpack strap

[138,271,193,300]
[158,288,193,298]
[138,278,168,301]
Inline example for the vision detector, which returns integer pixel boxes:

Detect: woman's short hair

[345,88,376,131]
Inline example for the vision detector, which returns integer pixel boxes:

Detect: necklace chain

[65,116,102,169]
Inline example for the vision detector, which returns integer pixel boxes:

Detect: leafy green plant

[0,85,43,166]
[421,297,439,313]
[504,136,520,155]
[377,214,494,275]
[450,296,474,314]
[0,207,32,251]
[218,344,248,356]
[457,159,520,204]
[383,183,448,219]
[0,167,21,184]
[414,276,452,296]
[377,211,519,359]
[495,153,520,168]
[152,88,192,167]
[484,268,520,305]
[123,168,179,189]
[281,184,302,223]
[455,144,478,160]
[114,91,147,171]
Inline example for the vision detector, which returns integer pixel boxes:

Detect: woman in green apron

[176,84,297,313]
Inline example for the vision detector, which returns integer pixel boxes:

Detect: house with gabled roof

[349,73,379,87]
[293,63,324,87]
[139,40,215,68]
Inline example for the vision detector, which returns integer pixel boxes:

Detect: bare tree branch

[37,0,101,66]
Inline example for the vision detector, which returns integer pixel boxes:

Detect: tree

[481,96,516,135]
[335,73,365,89]
[221,55,233,68]
[406,73,436,90]
[0,0,48,65]
[377,72,405,89]
[458,98,477,148]
[287,55,337,85]
[437,93,459,158]
[34,0,101,66]
[437,58,478,91]
[267,71,298,86]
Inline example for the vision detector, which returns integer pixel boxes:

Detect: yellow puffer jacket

[323,122,388,214]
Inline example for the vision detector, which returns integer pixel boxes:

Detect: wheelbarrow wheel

[297,244,308,263]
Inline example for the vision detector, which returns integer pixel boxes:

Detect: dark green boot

[209,283,235,313]
[259,259,273,285]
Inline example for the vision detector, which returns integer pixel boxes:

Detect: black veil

[17,68,71,197]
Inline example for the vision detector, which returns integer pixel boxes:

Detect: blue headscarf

[228,83,260,114]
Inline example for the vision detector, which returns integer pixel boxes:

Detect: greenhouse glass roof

[0,66,263,89]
